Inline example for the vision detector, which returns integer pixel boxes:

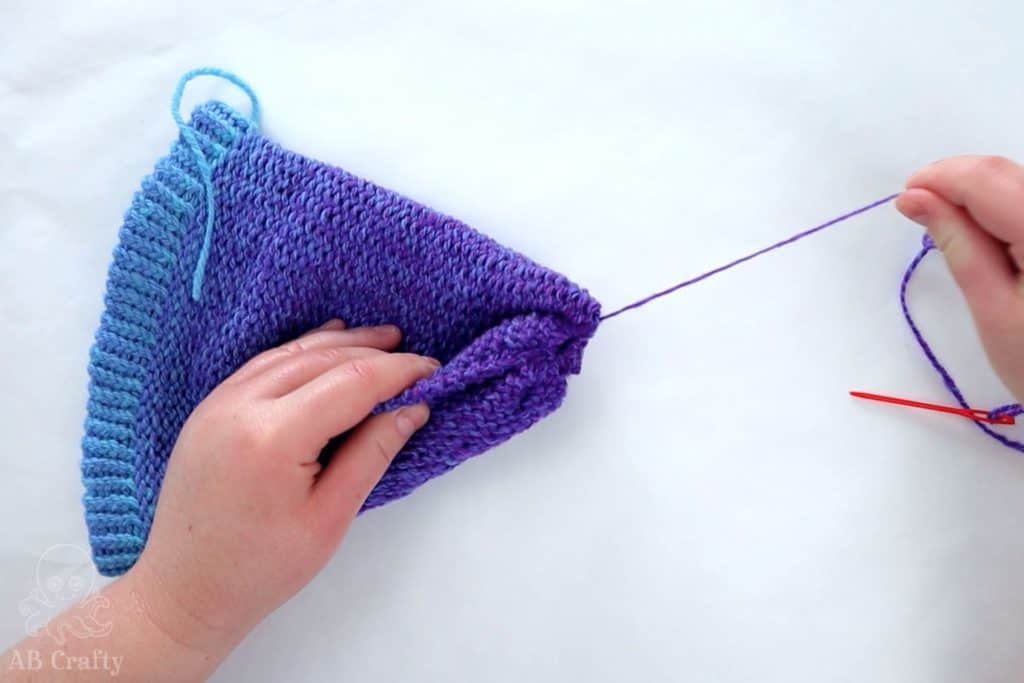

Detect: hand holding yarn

[129,320,436,674]
[896,156,1024,403]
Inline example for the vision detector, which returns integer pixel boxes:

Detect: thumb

[308,403,431,538]
[895,187,1017,327]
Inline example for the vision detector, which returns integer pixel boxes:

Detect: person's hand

[3,321,438,681]
[896,155,1024,403]
[126,320,437,668]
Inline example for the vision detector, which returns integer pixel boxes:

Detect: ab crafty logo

[8,544,123,677]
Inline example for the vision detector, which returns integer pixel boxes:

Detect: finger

[896,187,1017,326]
[300,318,346,337]
[310,403,430,531]
[277,353,439,454]
[226,324,401,388]
[906,155,1024,249]
[247,345,387,398]
[226,319,347,385]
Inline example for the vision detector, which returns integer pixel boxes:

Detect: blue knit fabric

[83,104,256,575]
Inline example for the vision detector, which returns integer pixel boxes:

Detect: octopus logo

[17,545,113,644]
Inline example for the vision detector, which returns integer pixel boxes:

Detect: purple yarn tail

[600,193,900,321]
[899,235,1024,451]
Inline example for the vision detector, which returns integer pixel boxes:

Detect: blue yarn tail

[170,67,261,301]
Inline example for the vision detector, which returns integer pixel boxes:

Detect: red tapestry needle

[849,391,1015,425]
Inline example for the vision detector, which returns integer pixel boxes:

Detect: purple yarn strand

[600,190,1022,450]
[990,404,1024,419]
[899,236,1024,451]
[600,193,901,321]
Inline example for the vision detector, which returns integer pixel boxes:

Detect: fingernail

[396,404,430,437]
[425,356,441,369]
[374,324,400,334]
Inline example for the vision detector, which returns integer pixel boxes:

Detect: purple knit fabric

[83,100,600,575]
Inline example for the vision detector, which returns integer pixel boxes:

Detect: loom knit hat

[82,69,601,576]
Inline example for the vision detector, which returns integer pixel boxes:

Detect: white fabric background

[3,1,1024,680]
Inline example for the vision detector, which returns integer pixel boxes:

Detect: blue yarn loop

[902,233,1023,450]
[170,68,261,300]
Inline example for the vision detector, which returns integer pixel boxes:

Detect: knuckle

[228,351,280,383]
[280,338,310,355]
[369,433,395,467]
[931,229,955,254]
[342,357,377,383]
[314,345,352,364]
[976,155,1016,180]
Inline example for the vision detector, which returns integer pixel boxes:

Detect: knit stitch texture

[83,100,601,576]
